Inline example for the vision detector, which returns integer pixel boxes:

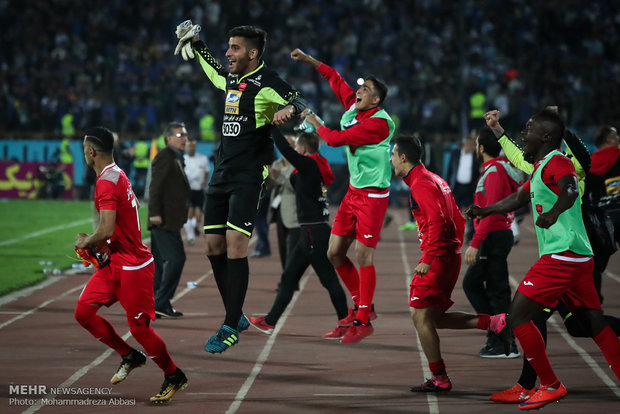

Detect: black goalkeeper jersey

[272,128,330,225]
[194,40,306,185]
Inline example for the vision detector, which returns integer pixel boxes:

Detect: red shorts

[409,254,461,310]
[78,258,156,321]
[331,185,389,248]
[517,252,600,312]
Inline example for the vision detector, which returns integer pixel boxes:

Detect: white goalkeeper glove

[174,20,201,60]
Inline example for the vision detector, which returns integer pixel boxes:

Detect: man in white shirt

[184,138,210,245]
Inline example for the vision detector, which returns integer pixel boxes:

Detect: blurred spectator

[0,0,618,141]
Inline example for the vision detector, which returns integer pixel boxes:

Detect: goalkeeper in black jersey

[174,22,306,353]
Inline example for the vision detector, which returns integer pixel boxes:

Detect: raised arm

[291,48,355,109]
[484,110,534,174]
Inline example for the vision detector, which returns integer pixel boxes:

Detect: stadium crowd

[0,0,618,141]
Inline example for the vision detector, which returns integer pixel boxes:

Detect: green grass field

[0,199,150,296]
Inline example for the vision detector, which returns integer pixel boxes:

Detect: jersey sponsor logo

[134,312,143,319]
[244,222,252,226]
[222,122,241,136]
[411,296,420,301]
[363,234,373,239]
[238,82,247,91]
[535,204,543,214]
[225,90,242,114]
[523,281,534,286]
[247,78,261,86]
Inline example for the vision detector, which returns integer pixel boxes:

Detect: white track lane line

[21,271,212,414]
[0,283,85,330]
[396,215,439,414]
[0,277,63,307]
[604,270,620,284]
[0,218,91,246]
[508,275,620,398]
[226,271,311,414]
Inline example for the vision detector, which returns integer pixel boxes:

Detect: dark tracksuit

[264,129,348,325]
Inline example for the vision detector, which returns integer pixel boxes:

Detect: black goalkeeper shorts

[203,181,265,237]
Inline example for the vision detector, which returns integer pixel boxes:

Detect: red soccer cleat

[518,383,567,410]
[410,375,452,392]
[490,383,535,403]
[322,324,349,340]
[248,316,275,335]
[340,319,374,344]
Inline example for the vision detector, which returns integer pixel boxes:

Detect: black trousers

[265,223,348,325]
[151,228,186,311]
[275,208,301,271]
[463,229,514,315]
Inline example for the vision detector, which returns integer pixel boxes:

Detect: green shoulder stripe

[255,87,289,128]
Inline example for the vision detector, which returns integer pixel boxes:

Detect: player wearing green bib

[291,48,394,344]
[468,109,620,410]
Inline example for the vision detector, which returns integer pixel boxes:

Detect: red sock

[593,325,620,381]
[477,314,490,330]
[75,302,132,356]
[429,359,446,376]
[514,321,558,386]
[335,258,360,305]
[357,265,376,324]
[130,321,177,375]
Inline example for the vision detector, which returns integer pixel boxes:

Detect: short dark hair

[593,125,617,148]
[297,132,319,154]
[229,26,267,59]
[84,126,115,154]
[164,121,186,138]
[532,109,565,147]
[477,126,501,157]
[393,134,423,164]
[365,75,388,106]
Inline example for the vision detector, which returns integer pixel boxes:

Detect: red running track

[0,208,618,413]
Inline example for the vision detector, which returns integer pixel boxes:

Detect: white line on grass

[0,218,91,246]
[21,271,212,414]
[508,276,620,397]
[226,272,311,414]
[396,218,439,414]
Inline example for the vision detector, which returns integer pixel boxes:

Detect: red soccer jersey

[402,164,466,264]
[470,157,521,248]
[95,163,152,267]
[522,153,577,195]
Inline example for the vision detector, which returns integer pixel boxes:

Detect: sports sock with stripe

[357,265,377,324]
[593,325,620,381]
[130,322,177,375]
[334,258,360,306]
[74,302,133,356]
[514,321,558,387]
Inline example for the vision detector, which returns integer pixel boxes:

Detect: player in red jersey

[74,127,186,403]
[292,48,395,344]
[391,134,508,392]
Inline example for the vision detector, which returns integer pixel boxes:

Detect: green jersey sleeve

[194,40,228,91]
[498,134,533,174]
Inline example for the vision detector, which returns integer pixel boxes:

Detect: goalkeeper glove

[174,20,201,61]
[75,242,110,269]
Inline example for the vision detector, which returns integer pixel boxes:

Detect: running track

[1,207,618,413]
